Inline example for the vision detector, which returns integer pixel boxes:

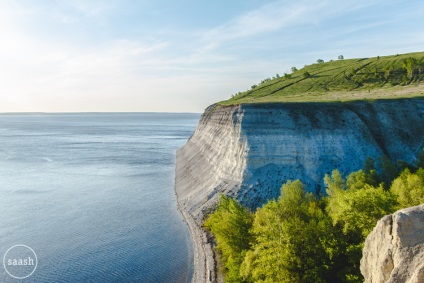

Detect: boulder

[361,204,424,283]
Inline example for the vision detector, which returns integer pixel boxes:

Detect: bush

[391,168,424,207]
[303,71,312,78]
[204,195,254,282]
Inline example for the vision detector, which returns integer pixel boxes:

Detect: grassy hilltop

[220,52,424,105]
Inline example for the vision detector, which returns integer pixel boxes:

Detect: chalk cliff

[360,204,424,283]
[175,98,424,282]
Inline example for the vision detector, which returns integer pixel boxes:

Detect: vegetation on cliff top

[205,152,424,283]
[220,52,424,105]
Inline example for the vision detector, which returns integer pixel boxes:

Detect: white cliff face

[175,99,424,282]
[177,99,424,215]
[175,105,248,282]
[176,105,248,218]
[360,204,424,283]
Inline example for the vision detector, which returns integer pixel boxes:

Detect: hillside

[221,52,424,105]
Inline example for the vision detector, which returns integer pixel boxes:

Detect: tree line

[204,152,424,283]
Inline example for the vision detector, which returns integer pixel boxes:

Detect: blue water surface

[0,113,199,283]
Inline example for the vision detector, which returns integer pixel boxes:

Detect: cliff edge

[360,204,424,283]
[175,98,424,282]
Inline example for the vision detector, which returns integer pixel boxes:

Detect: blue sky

[1,0,423,112]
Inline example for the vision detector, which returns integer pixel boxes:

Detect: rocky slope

[175,98,424,282]
[361,204,424,283]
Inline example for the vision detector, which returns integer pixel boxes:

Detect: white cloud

[198,1,308,51]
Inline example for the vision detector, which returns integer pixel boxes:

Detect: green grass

[220,52,424,105]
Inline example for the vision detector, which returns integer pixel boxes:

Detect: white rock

[361,204,424,283]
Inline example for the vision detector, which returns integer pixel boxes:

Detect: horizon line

[0,111,201,115]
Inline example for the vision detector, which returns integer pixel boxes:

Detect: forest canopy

[204,154,424,283]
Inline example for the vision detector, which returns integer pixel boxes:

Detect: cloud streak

[201,1,307,44]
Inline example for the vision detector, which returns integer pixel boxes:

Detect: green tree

[242,180,344,283]
[326,177,397,237]
[378,155,398,188]
[402,57,418,80]
[204,195,254,283]
[390,168,424,207]
[291,67,298,72]
[346,170,367,191]
[363,157,380,186]
[324,169,345,194]
[317,59,324,64]
[338,55,344,60]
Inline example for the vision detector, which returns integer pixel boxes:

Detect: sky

[0,0,423,113]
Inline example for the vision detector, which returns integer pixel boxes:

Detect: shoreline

[178,206,217,283]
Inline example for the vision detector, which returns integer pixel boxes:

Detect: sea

[0,113,200,283]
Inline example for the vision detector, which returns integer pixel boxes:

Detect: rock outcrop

[361,204,424,283]
[175,98,424,282]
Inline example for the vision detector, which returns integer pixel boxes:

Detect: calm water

[0,113,199,282]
